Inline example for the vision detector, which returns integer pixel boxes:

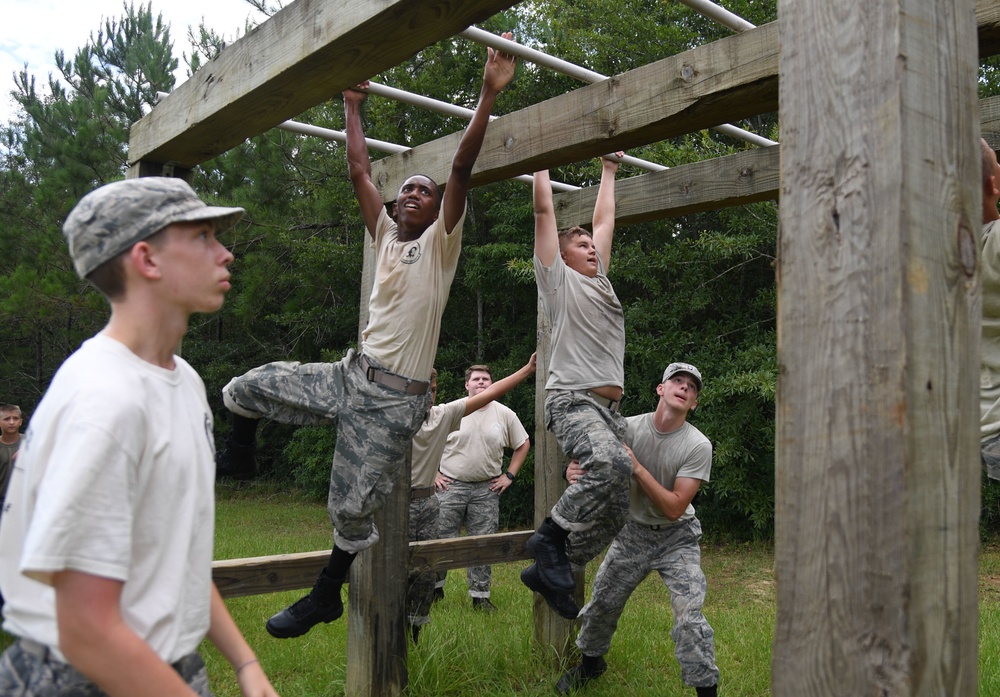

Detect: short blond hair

[557,226,592,251]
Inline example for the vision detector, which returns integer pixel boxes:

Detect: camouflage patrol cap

[63,177,245,278]
[662,362,702,391]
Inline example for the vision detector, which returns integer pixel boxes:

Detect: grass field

[2,484,998,695]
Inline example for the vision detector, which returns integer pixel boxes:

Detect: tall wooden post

[346,238,410,696]
[774,0,981,694]
[531,298,579,659]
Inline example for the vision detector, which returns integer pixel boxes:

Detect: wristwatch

[504,471,516,481]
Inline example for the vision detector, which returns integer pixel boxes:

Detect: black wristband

[504,471,516,481]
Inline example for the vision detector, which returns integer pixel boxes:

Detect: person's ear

[130,241,161,280]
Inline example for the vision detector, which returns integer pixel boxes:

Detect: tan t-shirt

[411,399,467,489]
[362,206,465,381]
[982,220,1000,440]
[0,438,20,503]
[626,413,712,526]
[534,252,625,391]
[438,402,529,482]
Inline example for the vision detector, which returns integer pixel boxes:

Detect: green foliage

[0,1,177,408]
[283,426,337,500]
[23,0,982,539]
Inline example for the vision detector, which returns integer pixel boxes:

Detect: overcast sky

[0,0,269,123]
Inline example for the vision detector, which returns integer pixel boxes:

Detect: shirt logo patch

[401,242,422,264]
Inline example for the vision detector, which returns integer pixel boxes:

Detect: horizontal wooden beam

[127,0,519,169]
[212,530,532,599]
[370,0,1000,203]
[370,21,780,199]
[549,89,1000,227]
[982,94,1000,142]
[554,145,780,228]
[978,0,1000,58]
[128,0,1000,179]
[408,530,533,574]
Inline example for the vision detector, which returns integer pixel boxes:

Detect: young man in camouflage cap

[216,38,517,640]
[557,363,719,697]
[0,177,280,697]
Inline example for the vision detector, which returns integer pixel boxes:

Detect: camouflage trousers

[223,348,431,552]
[545,390,630,565]
[0,639,211,696]
[408,493,440,626]
[983,432,1000,481]
[576,517,719,689]
[435,480,500,597]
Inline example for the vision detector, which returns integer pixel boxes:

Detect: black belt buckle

[366,364,378,383]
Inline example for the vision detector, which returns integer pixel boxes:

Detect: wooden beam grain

[553,145,780,229]
[370,21,780,200]
[127,0,519,169]
[212,531,533,599]
[548,90,997,228]
[773,0,980,693]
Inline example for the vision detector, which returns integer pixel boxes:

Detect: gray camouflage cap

[662,362,702,391]
[63,177,245,278]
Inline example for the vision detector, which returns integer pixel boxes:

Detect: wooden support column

[346,239,411,696]
[774,0,980,694]
[530,299,578,660]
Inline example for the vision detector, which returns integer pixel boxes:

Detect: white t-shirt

[626,413,712,526]
[982,219,1000,439]
[0,334,216,664]
[362,206,465,382]
[411,399,467,489]
[439,402,529,482]
[534,252,625,391]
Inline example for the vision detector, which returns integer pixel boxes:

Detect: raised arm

[592,152,623,268]
[463,353,536,415]
[343,82,384,238]
[533,170,559,267]
[441,32,517,233]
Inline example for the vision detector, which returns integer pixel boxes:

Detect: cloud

[0,0,266,123]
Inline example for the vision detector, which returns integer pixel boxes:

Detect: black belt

[410,486,435,500]
[585,390,621,413]
[359,354,429,395]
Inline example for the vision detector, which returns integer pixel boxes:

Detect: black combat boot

[520,563,579,619]
[525,517,575,591]
[265,569,344,638]
[555,655,607,694]
[472,596,497,612]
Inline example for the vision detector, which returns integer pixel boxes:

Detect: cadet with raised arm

[215,39,517,640]
[433,363,531,612]
[521,154,631,619]
[408,354,535,641]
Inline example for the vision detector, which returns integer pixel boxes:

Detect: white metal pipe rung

[676,0,756,32]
